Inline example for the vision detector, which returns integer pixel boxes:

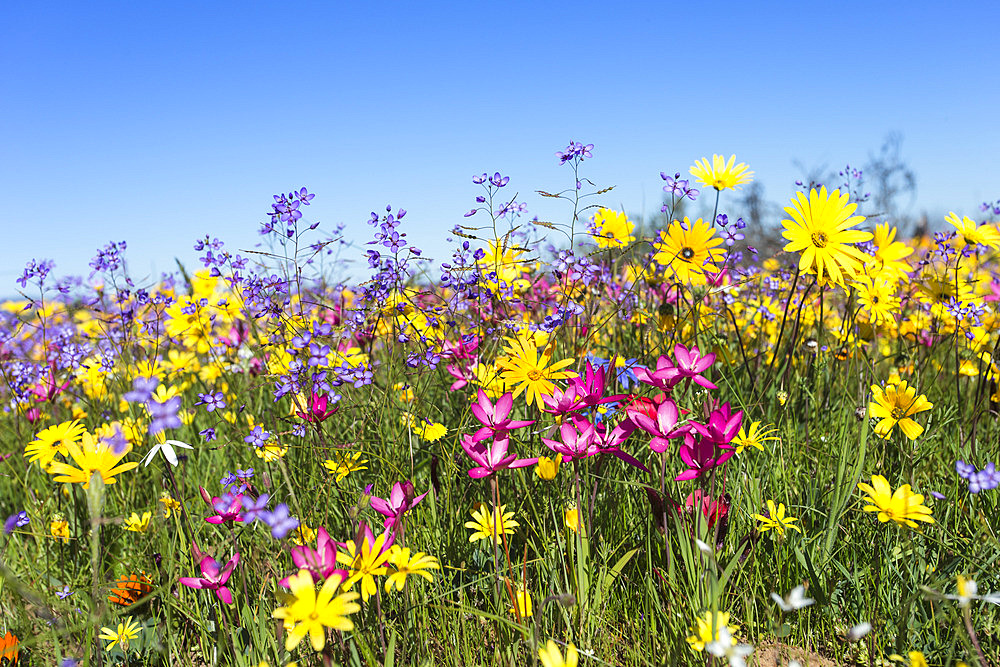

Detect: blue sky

[2,1,998,289]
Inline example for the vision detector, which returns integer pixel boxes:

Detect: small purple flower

[124,376,159,403]
[4,511,29,534]
[244,425,271,448]
[57,585,73,600]
[930,491,946,500]
[241,493,271,523]
[263,504,299,539]
[200,427,217,442]
[148,396,182,435]
[956,460,977,480]
[196,391,226,412]
[101,426,130,455]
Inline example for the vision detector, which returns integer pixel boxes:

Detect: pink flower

[461,434,537,479]
[690,402,742,447]
[296,392,338,422]
[672,344,717,390]
[280,527,345,587]
[469,390,534,443]
[633,355,683,392]
[542,416,647,471]
[566,360,627,410]
[676,436,733,481]
[205,492,244,524]
[540,384,585,415]
[179,553,240,604]
[370,481,428,531]
[626,397,686,453]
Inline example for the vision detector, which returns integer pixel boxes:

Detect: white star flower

[770,585,815,612]
[141,439,193,467]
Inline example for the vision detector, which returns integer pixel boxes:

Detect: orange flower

[108,572,153,607]
[0,630,19,664]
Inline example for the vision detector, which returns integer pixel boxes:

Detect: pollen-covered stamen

[810,231,829,248]
[681,247,695,260]
[526,369,542,381]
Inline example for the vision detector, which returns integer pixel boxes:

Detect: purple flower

[4,511,29,534]
[241,493,271,523]
[956,460,977,480]
[196,391,226,412]
[263,504,299,539]
[124,376,159,403]
[148,396,182,435]
[200,427,217,442]
[57,585,73,600]
[243,425,271,448]
[179,553,240,604]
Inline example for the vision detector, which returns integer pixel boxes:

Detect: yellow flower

[25,420,86,470]
[99,615,142,652]
[384,547,440,593]
[254,442,288,462]
[781,186,872,286]
[733,421,779,454]
[689,154,753,191]
[497,338,574,410]
[686,610,738,652]
[291,523,317,547]
[50,517,70,543]
[272,570,360,652]
[946,211,1000,250]
[336,529,393,602]
[404,417,447,442]
[868,222,913,283]
[48,432,138,488]
[509,589,533,619]
[564,505,585,536]
[323,451,368,482]
[159,493,181,518]
[853,274,899,327]
[857,474,934,529]
[124,511,152,533]
[539,640,579,667]
[590,208,635,249]
[465,504,518,546]
[536,454,562,480]
[753,500,801,536]
[652,217,724,285]
[868,380,932,440]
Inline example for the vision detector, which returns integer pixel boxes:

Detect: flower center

[527,369,543,381]
[891,406,907,420]
[810,232,829,248]
[309,611,319,621]
[681,247,695,260]
[872,296,879,304]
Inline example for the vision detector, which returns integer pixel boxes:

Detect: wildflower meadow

[2,144,999,666]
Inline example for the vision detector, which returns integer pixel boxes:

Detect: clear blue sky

[2,1,998,289]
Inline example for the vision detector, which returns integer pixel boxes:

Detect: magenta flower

[627,397,686,453]
[280,527,345,587]
[542,418,602,462]
[672,344,717,390]
[690,402,742,446]
[676,436,734,481]
[566,360,627,410]
[205,492,244,524]
[296,392,338,422]
[469,390,534,443]
[179,553,240,604]
[633,355,683,392]
[540,384,585,415]
[370,481,428,531]
[461,434,537,479]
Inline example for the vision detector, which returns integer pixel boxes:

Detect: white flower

[706,627,753,667]
[770,585,815,612]
[944,575,1000,608]
[141,439,193,467]
[847,621,872,642]
[695,539,713,554]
